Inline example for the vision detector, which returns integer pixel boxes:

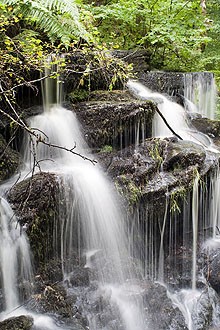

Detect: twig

[155,107,183,140]
[0,74,54,94]
[0,108,97,164]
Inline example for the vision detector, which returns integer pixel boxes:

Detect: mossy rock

[7,172,60,268]
[99,137,213,210]
[0,315,33,330]
[72,95,155,150]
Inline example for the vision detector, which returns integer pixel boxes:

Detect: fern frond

[44,0,79,20]
[1,0,88,44]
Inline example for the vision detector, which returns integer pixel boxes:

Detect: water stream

[127,78,220,329]
[0,70,220,329]
[21,74,148,328]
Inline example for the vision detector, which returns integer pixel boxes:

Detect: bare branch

[0,108,97,165]
[155,107,183,140]
[0,74,55,95]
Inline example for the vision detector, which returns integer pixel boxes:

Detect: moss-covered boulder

[98,137,210,209]
[0,315,33,330]
[7,172,60,268]
[71,91,155,150]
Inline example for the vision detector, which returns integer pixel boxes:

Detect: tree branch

[155,107,183,140]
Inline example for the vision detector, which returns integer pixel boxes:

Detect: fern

[0,0,87,44]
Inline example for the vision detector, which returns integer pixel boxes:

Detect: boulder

[203,248,220,294]
[100,137,210,208]
[72,91,155,150]
[0,315,33,330]
[143,282,188,329]
[7,172,60,267]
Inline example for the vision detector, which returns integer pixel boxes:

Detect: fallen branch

[0,108,97,165]
[155,107,183,140]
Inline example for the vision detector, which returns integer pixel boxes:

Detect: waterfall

[0,198,32,311]
[1,66,220,329]
[127,78,220,329]
[22,67,149,329]
[184,72,217,119]
[127,79,216,151]
[192,176,199,291]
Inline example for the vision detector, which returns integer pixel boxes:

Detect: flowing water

[21,75,148,329]
[0,198,32,311]
[184,72,217,119]
[127,79,216,150]
[127,78,220,329]
[1,70,220,329]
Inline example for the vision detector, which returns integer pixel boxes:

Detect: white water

[0,71,219,329]
[21,74,148,328]
[127,80,215,150]
[203,168,220,250]
[184,72,217,119]
[192,176,199,291]
[0,198,32,311]
[127,78,220,329]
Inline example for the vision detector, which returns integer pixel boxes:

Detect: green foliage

[1,0,87,45]
[100,145,113,153]
[170,187,186,214]
[199,1,220,91]
[81,0,209,71]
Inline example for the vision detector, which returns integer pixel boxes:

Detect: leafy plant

[1,0,88,45]
[81,0,210,71]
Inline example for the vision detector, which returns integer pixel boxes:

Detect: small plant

[100,145,113,153]
[170,186,186,214]
[148,140,163,170]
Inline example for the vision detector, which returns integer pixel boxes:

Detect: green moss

[148,139,164,170]
[115,175,141,206]
[170,187,186,214]
[99,145,113,153]
[67,89,89,103]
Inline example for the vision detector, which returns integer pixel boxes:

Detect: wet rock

[139,71,185,97]
[72,95,155,150]
[0,134,20,182]
[27,281,88,329]
[191,286,220,330]
[138,71,215,102]
[68,267,90,287]
[7,172,60,267]
[192,117,220,141]
[30,283,74,317]
[0,315,33,330]
[163,140,206,172]
[203,248,220,294]
[143,282,188,329]
[34,258,63,289]
[101,137,210,209]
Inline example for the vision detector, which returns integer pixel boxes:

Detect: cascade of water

[158,196,168,283]
[127,78,220,328]
[192,176,199,290]
[203,168,220,250]
[42,55,64,109]
[127,79,216,151]
[184,72,217,119]
[22,66,148,329]
[0,198,32,311]
[1,67,219,329]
